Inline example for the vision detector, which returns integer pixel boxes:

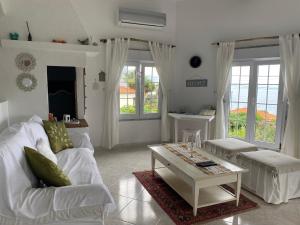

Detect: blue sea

[230,85,279,115]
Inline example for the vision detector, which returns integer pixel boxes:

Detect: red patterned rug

[133,171,258,225]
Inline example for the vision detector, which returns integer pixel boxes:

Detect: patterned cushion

[43,121,73,153]
[24,146,71,187]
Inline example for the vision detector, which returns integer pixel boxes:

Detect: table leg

[174,119,178,143]
[236,173,242,206]
[193,183,199,216]
[151,151,155,176]
[207,121,211,140]
[204,121,209,141]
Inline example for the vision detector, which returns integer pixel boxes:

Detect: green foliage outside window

[120,105,136,114]
[122,71,156,92]
[228,111,276,143]
[120,70,158,114]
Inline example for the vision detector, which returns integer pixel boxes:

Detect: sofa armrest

[53,184,115,212]
[68,131,94,153]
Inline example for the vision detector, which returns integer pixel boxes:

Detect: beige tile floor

[94,145,300,225]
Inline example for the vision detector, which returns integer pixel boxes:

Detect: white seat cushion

[206,138,257,152]
[239,150,300,174]
[56,148,102,185]
[36,138,58,164]
[23,121,50,148]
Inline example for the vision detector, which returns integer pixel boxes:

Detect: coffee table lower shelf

[155,167,236,209]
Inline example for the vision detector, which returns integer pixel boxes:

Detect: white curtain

[215,42,235,139]
[279,34,300,158]
[102,38,130,149]
[149,42,174,142]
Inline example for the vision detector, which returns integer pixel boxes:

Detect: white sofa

[0,118,115,225]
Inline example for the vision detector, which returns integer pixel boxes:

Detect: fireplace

[47,66,85,121]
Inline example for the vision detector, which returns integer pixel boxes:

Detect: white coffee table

[149,144,247,216]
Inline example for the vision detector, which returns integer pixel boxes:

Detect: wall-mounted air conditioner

[118,8,166,29]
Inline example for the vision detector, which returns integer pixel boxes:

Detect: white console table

[168,113,215,143]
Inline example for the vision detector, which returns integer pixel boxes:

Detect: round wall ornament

[15,53,36,72]
[190,56,202,68]
[16,73,37,92]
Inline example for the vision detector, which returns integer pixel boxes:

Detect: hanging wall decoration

[16,73,37,92]
[15,53,36,72]
[189,56,202,68]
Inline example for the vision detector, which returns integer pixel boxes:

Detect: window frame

[227,58,286,150]
[227,61,254,142]
[119,62,140,121]
[251,60,285,149]
[119,61,161,121]
[140,62,162,120]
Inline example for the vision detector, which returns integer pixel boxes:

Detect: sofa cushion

[43,121,73,153]
[0,125,38,209]
[68,130,94,153]
[56,148,102,185]
[28,115,43,125]
[36,138,58,164]
[25,146,71,187]
[24,121,50,148]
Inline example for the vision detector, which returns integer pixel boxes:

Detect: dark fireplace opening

[47,66,77,121]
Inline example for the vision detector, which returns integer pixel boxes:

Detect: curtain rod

[212,33,300,46]
[100,37,176,48]
[235,44,279,50]
[211,35,279,46]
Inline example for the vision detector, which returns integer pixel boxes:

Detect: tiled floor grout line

[119,197,134,213]
[120,218,137,225]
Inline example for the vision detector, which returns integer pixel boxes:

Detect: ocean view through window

[228,60,284,149]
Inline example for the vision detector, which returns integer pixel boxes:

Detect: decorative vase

[26,21,32,41]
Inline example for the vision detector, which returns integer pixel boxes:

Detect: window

[119,62,161,120]
[228,65,251,139]
[119,65,137,115]
[228,60,285,149]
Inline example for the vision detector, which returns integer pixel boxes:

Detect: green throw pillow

[24,147,71,187]
[43,121,73,153]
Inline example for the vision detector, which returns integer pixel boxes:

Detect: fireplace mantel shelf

[0,39,102,56]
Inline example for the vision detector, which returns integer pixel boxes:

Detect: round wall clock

[16,73,37,92]
[190,56,202,68]
[15,53,36,72]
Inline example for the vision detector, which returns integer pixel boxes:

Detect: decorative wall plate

[15,53,36,72]
[16,73,37,92]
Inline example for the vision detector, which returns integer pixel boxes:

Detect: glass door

[252,62,284,149]
[228,63,252,140]
[228,60,284,149]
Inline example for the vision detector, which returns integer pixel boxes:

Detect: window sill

[119,118,161,122]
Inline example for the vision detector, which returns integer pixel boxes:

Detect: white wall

[0,0,176,147]
[119,120,161,144]
[0,0,9,17]
[174,0,300,113]
[0,0,176,43]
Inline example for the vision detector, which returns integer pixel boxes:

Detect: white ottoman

[237,150,300,204]
[205,138,257,164]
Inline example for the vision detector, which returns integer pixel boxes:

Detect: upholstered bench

[205,138,257,164]
[237,150,300,204]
